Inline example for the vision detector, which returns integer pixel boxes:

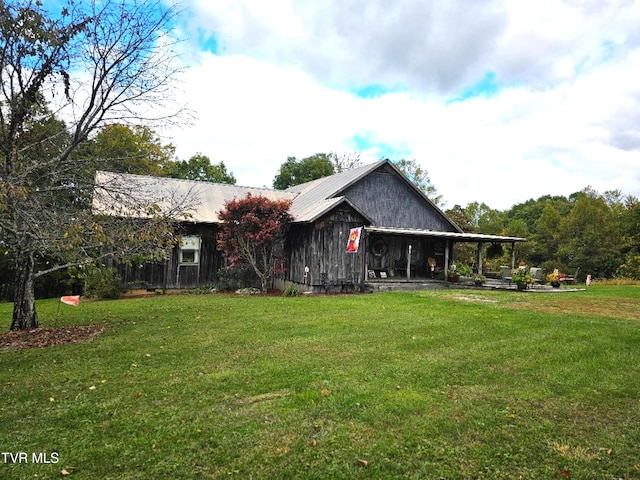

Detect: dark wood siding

[287,206,367,288]
[118,223,222,289]
[342,167,456,231]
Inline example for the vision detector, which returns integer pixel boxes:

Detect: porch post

[444,241,450,278]
[477,242,483,275]
[407,244,412,281]
[510,242,516,269]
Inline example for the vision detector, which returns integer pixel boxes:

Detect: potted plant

[447,263,459,282]
[511,267,532,290]
[473,274,486,286]
[547,269,561,288]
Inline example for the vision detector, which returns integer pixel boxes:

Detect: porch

[362,226,528,283]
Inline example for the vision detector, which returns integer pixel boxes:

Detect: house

[93,159,526,291]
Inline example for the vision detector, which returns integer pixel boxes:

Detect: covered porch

[362,226,528,283]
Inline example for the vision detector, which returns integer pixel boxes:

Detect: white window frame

[179,236,201,265]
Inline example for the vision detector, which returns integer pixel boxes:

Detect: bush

[83,266,125,299]
[453,262,472,277]
[282,283,300,297]
[215,265,260,292]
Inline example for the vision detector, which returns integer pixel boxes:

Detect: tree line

[445,190,640,280]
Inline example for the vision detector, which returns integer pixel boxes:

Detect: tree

[87,124,175,176]
[329,151,362,172]
[1,0,186,330]
[557,191,622,278]
[167,154,236,184]
[217,194,293,293]
[392,159,443,206]
[273,154,335,189]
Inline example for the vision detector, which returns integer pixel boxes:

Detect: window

[179,236,201,265]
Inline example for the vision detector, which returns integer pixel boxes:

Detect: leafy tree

[329,151,362,172]
[87,124,175,176]
[217,194,293,293]
[445,205,474,232]
[273,154,335,189]
[392,159,443,206]
[1,0,186,330]
[167,153,236,184]
[557,191,622,278]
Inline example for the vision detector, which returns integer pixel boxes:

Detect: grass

[1,286,639,479]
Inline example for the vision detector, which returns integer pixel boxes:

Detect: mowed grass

[1,286,639,479]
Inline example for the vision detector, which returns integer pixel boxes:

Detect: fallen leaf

[320,388,330,396]
[311,439,317,447]
[607,448,613,455]
[49,397,55,403]
[135,391,142,398]
[61,468,70,476]
[89,385,96,391]
[556,470,571,478]
[358,459,369,467]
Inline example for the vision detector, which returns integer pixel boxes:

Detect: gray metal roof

[93,171,296,223]
[366,226,527,243]
[93,163,384,224]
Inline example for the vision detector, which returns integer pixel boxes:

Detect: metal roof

[93,171,296,223]
[365,226,528,243]
[93,163,383,224]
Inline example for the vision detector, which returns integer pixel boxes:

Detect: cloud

[162,0,640,209]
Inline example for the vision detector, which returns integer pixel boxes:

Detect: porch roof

[365,226,527,243]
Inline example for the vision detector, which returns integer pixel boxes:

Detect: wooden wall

[341,166,456,232]
[287,206,367,290]
[118,223,221,289]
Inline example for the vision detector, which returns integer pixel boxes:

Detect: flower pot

[516,282,527,291]
[551,281,561,288]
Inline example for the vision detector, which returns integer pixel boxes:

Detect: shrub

[83,266,124,299]
[282,283,300,297]
[215,265,260,292]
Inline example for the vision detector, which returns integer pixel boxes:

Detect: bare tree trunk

[10,250,39,331]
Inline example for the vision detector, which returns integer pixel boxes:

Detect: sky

[158,0,640,210]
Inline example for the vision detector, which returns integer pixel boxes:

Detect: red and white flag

[60,295,80,306]
[346,227,362,253]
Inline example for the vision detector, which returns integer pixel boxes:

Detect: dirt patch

[0,324,105,351]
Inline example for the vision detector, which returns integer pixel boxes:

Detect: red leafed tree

[217,194,293,293]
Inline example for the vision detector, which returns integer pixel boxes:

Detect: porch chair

[559,267,580,284]
[500,266,512,285]
[529,267,543,287]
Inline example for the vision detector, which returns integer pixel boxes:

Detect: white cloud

[161,0,640,209]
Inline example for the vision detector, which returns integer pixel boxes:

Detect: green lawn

[1,286,639,479]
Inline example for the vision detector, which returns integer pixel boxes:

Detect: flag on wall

[346,227,362,253]
[60,295,80,306]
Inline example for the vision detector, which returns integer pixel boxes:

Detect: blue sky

[158,0,640,209]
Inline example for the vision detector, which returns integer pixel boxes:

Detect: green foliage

[392,158,443,205]
[215,265,260,291]
[282,283,300,297]
[452,262,472,277]
[166,153,236,184]
[272,154,335,189]
[616,254,640,280]
[87,124,175,176]
[511,267,533,286]
[82,267,124,299]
